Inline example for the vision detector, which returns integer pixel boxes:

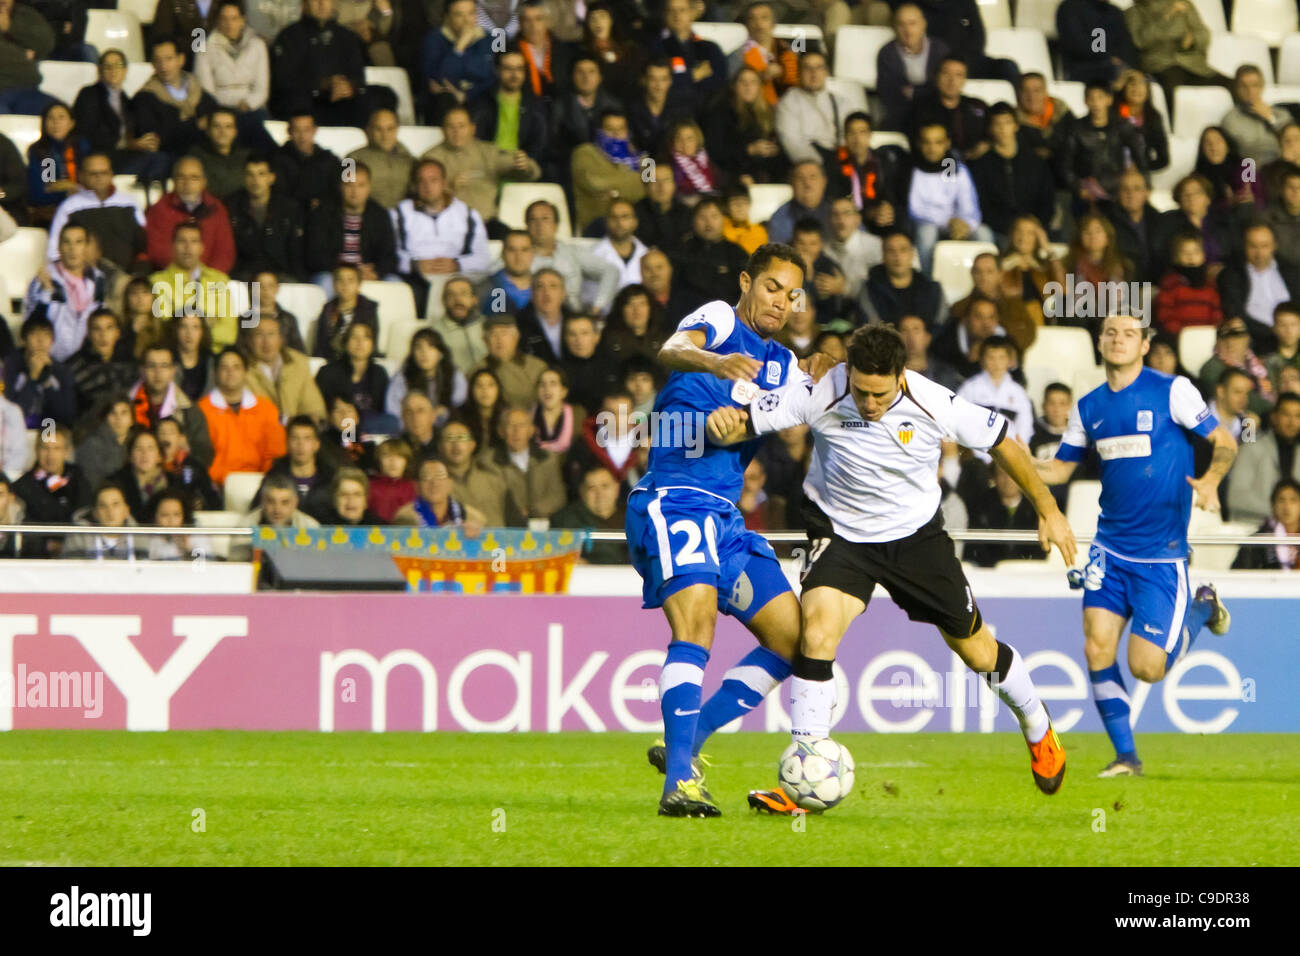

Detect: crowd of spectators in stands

[0,0,1297,569]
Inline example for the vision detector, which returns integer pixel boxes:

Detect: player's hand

[713,352,763,383]
[1187,473,1221,513]
[1039,509,1077,566]
[706,406,748,444]
[799,350,836,382]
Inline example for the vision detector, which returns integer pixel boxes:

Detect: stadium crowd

[0,0,1297,570]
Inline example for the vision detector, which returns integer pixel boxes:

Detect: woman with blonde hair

[668,119,723,203]
[1000,215,1067,327]
[702,66,787,187]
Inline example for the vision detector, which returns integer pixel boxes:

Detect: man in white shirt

[591,198,647,292]
[707,323,1075,809]
[524,198,620,314]
[908,122,991,274]
[0,390,27,479]
[824,196,882,301]
[775,50,849,165]
[45,152,146,269]
[957,335,1036,462]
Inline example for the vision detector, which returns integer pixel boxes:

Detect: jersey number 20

[670,517,720,570]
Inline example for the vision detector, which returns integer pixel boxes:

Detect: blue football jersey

[1056,367,1218,560]
[635,300,803,504]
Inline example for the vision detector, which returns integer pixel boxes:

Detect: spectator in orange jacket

[1156,231,1223,336]
[198,347,286,486]
[143,156,237,273]
[732,2,799,106]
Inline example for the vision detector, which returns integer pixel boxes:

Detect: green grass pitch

[0,731,1295,866]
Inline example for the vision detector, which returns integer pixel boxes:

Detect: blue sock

[693,646,791,754]
[1166,599,1214,670]
[659,641,710,793]
[1090,664,1138,761]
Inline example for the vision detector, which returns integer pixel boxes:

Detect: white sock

[790,675,835,740]
[985,643,1050,743]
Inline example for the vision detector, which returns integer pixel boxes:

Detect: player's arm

[1036,399,1086,485]
[706,373,821,445]
[990,432,1078,566]
[705,405,751,445]
[1188,424,1237,512]
[659,328,762,381]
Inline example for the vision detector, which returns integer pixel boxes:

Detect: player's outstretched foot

[748,788,800,815]
[658,779,722,818]
[647,740,710,780]
[1027,722,1066,795]
[1195,584,1231,635]
[1098,756,1144,778]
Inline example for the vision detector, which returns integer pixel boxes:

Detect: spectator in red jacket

[1156,231,1223,336]
[143,156,236,273]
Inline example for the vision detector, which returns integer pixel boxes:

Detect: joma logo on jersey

[897,420,916,444]
[840,420,870,429]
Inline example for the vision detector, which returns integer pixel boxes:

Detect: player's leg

[940,618,1065,794]
[792,585,865,740]
[1084,606,1142,776]
[1127,559,1217,684]
[657,583,719,798]
[690,553,800,754]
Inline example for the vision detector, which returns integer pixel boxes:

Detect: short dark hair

[152,488,194,525]
[979,334,1017,361]
[692,196,724,218]
[846,324,906,377]
[525,199,560,222]
[988,102,1016,121]
[216,345,246,368]
[260,471,299,498]
[1272,477,1300,505]
[21,313,54,339]
[1085,79,1114,98]
[1274,301,1300,322]
[844,110,871,133]
[1275,390,1300,412]
[172,221,202,242]
[793,216,824,238]
[1044,382,1073,402]
[1217,366,1253,390]
[286,414,319,436]
[744,242,805,285]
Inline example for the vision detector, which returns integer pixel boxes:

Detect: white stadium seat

[111,174,150,211]
[315,126,368,156]
[1014,0,1059,40]
[825,76,869,116]
[194,510,246,528]
[1189,514,1256,569]
[773,23,825,49]
[85,10,145,63]
[497,182,572,238]
[0,114,41,155]
[1047,81,1085,117]
[39,61,96,106]
[277,283,328,351]
[365,67,416,125]
[963,79,1017,108]
[870,131,909,151]
[1147,82,1170,128]
[1232,0,1299,45]
[748,183,792,225]
[1179,325,1218,376]
[1190,0,1228,32]
[691,22,747,56]
[360,279,419,341]
[1151,135,1199,191]
[0,228,48,302]
[396,125,443,156]
[222,473,264,516]
[1065,480,1102,538]
[263,120,289,145]
[381,317,426,367]
[1148,187,1178,212]
[123,62,153,96]
[1207,33,1274,85]
[1263,84,1300,105]
[930,240,998,302]
[21,429,37,474]
[1172,85,1234,139]
[1023,326,1099,413]
[308,356,327,376]
[977,0,1012,30]
[830,25,893,89]
[985,28,1054,82]
[1280,34,1300,85]
[116,0,157,25]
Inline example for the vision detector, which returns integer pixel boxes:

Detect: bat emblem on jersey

[1137,410,1153,432]
[897,420,916,445]
[765,360,782,385]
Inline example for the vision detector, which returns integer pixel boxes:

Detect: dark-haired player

[707,324,1076,810]
[627,243,810,817]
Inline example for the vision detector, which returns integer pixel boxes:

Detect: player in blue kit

[626,243,810,817]
[1036,314,1237,777]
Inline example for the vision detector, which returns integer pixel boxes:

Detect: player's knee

[1129,659,1166,683]
[801,626,840,659]
[1083,637,1116,670]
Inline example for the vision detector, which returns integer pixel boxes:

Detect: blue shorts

[1081,544,1194,656]
[626,487,791,623]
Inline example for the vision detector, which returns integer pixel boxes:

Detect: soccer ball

[778,738,856,811]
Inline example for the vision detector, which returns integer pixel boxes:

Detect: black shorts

[800,499,981,638]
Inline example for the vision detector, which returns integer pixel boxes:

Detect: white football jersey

[749,366,1010,542]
